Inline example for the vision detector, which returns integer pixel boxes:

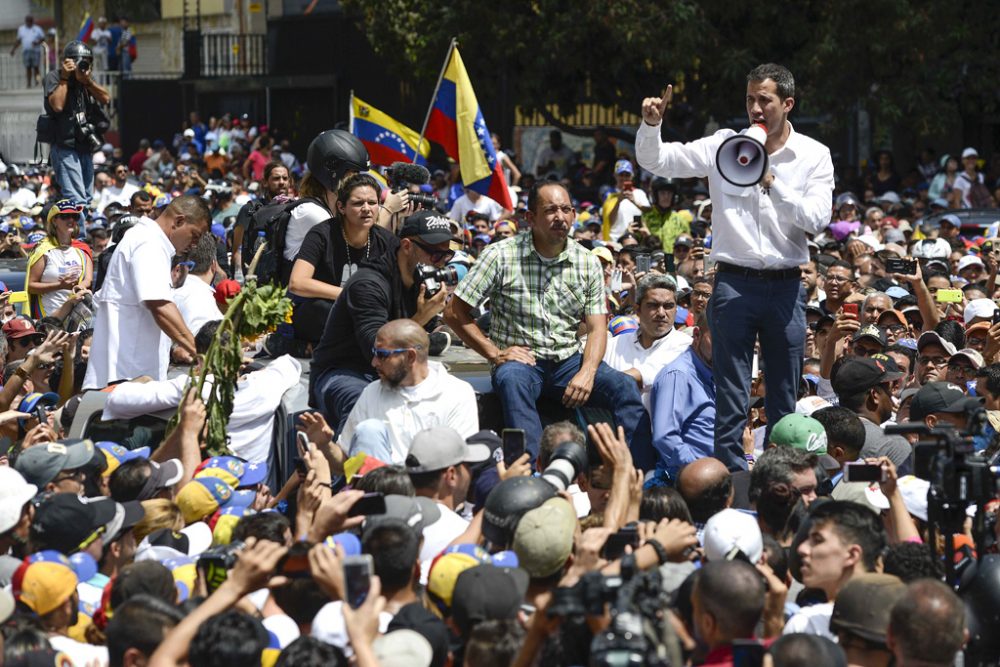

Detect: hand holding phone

[343,554,374,609]
[501,429,526,466]
[346,492,387,517]
[936,288,963,303]
[842,303,859,318]
[843,462,886,483]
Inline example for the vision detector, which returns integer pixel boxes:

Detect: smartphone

[936,288,964,303]
[664,254,675,273]
[843,303,859,318]
[732,639,765,667]
[630,214,642,229]
[885,258,917,275]
[610,268,623,292]
[622,180,634,192]
[346,492,387,517]
[992,310,1000,326]
[501,429,526,466]
[635,253,651,274]
[693,238,705,249]
[343,554,374,609]
[843,462,886,483]
[276,545,311,579]
[600,526,640,561]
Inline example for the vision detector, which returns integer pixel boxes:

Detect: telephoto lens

[541,441,589,492]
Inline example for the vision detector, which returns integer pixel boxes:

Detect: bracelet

[744,453,755,463]
[14,366,31,381]
[645,537,669,565]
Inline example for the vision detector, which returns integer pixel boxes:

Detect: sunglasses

[371,346,414,359]
[412,240,455,264]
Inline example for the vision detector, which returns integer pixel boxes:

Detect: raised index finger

[658,84,673,114]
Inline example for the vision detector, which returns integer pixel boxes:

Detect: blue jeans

[708,271,805,472]
[491,354,654,469]
[51,144,94,204]
[312,367,377,436]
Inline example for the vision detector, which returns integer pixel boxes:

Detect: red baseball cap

[1,318,43,341]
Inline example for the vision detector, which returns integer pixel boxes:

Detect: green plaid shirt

[454,232,607,361]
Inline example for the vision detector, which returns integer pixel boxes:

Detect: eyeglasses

[371,346,416,359]
[852,344,882,357]
[948,362,976,374]
[692,290,712,299]
[825,274,851,283]
[884,324,906,334]
[918,355,949,367]
[412,240,455,264]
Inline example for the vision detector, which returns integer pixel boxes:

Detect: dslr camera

[415,263,459,297]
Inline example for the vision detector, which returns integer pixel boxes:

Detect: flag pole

[414,37,457,163]
[348,89,355,134]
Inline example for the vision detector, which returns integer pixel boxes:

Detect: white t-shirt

[284,201,331,261]
[173,275,221,337]
[17,24,44,51]
[49,634,110,666]
[97,181,139,213]
[84,217,175,388]
[610,188,651,241]
[339,362,479,464]
[9,187,37,209]
[783,602,835,640]
[90,27,112,51]
[418,503,469,584]
[953,171,984,208]
[448,193,505,223]
[603,328,692,411]
[38,245,88,317]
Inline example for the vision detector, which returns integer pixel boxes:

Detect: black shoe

[428,331,451,357]
[262,334,311,359]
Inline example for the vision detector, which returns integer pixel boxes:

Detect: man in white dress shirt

[84,195,209,388]
[172,233,222,338]
[603,273,691,411]
[637,63,834,472]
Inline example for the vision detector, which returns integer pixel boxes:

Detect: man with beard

[801,260,824,307]
[231,161,290,278]
[337,318,479,464]
[821,260,855,315]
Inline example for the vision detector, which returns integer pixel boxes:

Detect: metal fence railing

[201,33,267,77]
[0,43,52,91]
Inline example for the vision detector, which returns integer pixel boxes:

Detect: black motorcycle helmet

[306,129,369,192]
[63,40,94,69]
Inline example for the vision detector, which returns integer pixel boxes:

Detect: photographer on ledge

[43,41,110,205]
[311,210,456,433]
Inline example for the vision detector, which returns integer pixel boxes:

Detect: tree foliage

[339,0,1000,142]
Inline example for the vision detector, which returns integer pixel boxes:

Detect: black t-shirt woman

[288,173,398,342]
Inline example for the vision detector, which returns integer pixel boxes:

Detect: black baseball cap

[399,210,455,244]
[909,381,983,422]
[451,564,529,636]
[30,493,117,554]
[831,358,903,397]
[387,602,450,667]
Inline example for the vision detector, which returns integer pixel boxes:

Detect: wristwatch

[645,537,669,565]
[14,365,31,382]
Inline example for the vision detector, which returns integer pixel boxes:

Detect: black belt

[716,261,801,280]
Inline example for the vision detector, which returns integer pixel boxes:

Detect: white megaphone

[716,123,769,187]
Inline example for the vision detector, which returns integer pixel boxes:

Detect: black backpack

[241,196,325,285]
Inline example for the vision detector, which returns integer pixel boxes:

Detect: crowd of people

[0,55,997,666]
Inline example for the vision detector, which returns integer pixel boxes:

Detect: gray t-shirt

[859,416,912,474]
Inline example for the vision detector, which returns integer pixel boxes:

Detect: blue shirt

[650,347,715,477]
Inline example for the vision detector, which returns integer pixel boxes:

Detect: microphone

[387,162,431,190]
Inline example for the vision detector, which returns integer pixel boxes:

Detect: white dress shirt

[173,275,221,337]
[635,121,834,269]
[603,327,692,410]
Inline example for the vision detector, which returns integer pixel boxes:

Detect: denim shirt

[650,347,716,477]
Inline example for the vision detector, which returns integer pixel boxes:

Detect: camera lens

[541,441,589,492]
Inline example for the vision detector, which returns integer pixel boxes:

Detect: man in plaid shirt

[444,181,653,465]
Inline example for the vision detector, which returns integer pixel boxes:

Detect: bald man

[677,458,733,527]
[337,319,479,463]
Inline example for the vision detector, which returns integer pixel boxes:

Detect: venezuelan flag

[425,47,513,210]
[77,13,94,42]
[350,94,429,167]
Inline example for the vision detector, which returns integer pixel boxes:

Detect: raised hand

[641,84,672,125]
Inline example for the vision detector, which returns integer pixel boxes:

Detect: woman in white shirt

[26,199,93,319]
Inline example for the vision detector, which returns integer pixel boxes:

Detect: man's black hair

[232,511,291,545]
[110,561,177,610]
[749,447,817,535]
[130,189,153,205]
[808,500,887,571]
[408,468,446,492]
[187,233,217,274]
[768,633,846,667]
[109,458,152,502]
[106,594,184,667]
[694,560,765,637]
[827,259,855,275]
[526,178,566,213]
[194,320,222,355]
[464,619,526,667]
[188,610,269,667]
[882,542,942,582]
[761,535,789,583]
[934,319,965,350]
[639,486,693,523]
[351,465,415,496]
[275,637,348,667]
[362,519,419,593]
[747,63,795,99]
[811,406,865,460]
[977,363,1000,399]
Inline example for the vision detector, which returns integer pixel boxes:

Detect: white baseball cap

[963,297,997,325]
[957,255,985,275]
[703,509,763,563]
[0,467,37,534]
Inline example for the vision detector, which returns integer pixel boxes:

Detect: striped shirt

[454,232,607,361]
